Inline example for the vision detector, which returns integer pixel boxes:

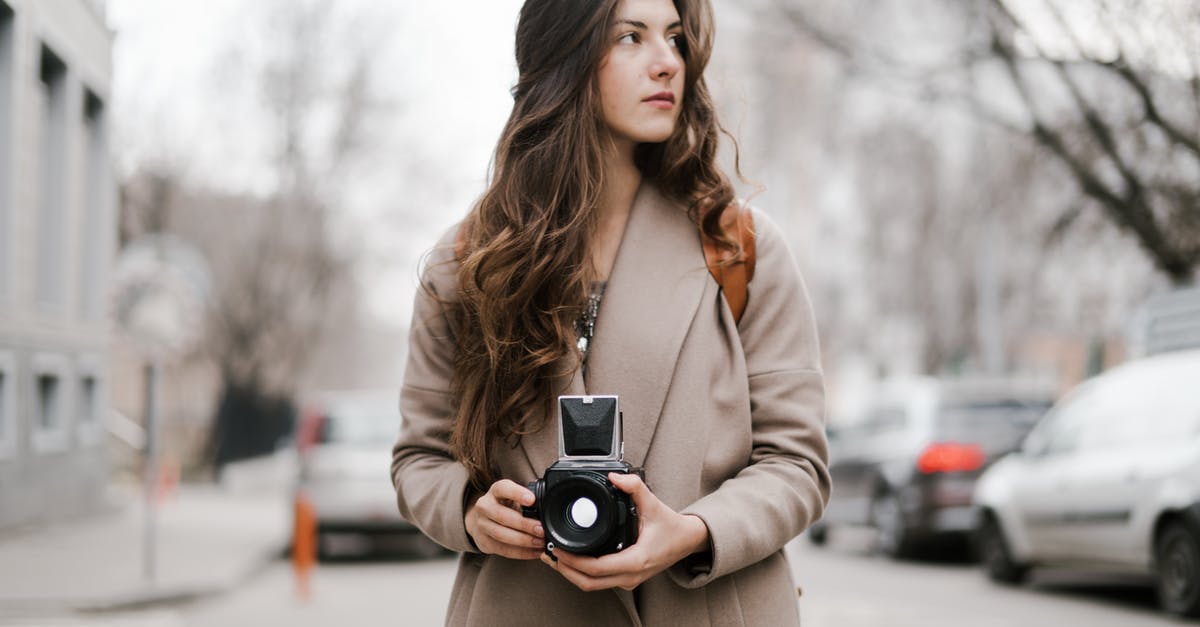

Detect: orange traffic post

[293,491,317,600]
[156,457,180,502]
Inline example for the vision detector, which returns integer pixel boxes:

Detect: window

[1077,359,1200,450]
[0,4,14,305]
[37,374,59,429]
[32,353,69,452]
[0,351,14,459]
[862,406,907,435]
[76,354,104,444]
[79,89,108,321]
[1023,384,1097,457]
[36,44,69,313]
[79,377,96,424]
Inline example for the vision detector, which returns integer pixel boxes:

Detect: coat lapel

[584,179,708,469]
[519,178,707,475]
[519,359,584,476]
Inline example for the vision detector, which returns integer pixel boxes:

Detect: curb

[0,544,282,615]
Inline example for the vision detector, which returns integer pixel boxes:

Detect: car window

[1077,365,1200,449]
[936,401,1050,453]
[862,407,907,435]
[321,405,400,446]
[1023,385,1097,457]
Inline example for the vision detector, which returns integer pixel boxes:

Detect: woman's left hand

[540,472,709,591]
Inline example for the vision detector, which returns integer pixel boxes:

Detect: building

[0,0,116,530]
[1130,285,1200,358]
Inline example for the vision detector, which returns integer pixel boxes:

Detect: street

[9,527,1182,627]
[790,528,1174,626]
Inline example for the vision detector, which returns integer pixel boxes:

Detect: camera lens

[569,497,598,528]
[543,472,615,554]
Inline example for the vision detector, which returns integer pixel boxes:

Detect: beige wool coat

[392,178,831,627]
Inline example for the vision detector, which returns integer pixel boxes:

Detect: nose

[648,38,682,81]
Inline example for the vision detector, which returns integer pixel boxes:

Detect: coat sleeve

[390,227,478,553]
[671,207,831,587]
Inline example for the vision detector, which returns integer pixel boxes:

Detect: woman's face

[596,0,685,149]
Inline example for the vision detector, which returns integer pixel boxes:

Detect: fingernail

[534,524,544,537]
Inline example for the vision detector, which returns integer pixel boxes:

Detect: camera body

[521,395,642,557]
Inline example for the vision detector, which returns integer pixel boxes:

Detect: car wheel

[977,514,1029,585]
[808,523,829,547]
[1156,521,1200,617]
[870,491,913,558]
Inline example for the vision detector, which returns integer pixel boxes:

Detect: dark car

[810,377,1053,558]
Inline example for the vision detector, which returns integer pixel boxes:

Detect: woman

[391,0,830,624]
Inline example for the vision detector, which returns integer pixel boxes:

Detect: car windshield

[322,402,399,446]
[935,401,1050,454]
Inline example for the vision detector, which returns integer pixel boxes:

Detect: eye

[667,33,682,48]
[617,32,639,44]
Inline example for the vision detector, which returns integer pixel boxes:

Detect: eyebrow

[614,19,683,30]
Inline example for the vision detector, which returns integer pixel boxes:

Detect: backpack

[702,202,756,324]
[454,202,756,323]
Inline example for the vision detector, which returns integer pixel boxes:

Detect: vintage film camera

[521,395,643,557]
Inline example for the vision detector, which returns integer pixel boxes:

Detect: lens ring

[543,472,616,553]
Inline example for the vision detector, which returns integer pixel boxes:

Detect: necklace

[575,281,607,358]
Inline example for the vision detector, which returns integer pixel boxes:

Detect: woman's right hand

[464,479,546,559]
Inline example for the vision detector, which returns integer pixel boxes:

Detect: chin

[632,125,676,144]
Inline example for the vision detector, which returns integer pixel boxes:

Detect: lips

[643,91,676,105]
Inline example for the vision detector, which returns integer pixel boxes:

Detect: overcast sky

[104,0,1191,334]
[108,0,528,327]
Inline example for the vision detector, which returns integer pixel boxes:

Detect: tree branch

[987,14,1191,281]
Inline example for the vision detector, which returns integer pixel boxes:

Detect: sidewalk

[0,453,295,615]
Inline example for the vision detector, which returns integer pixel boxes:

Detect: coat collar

[519,177,708,476]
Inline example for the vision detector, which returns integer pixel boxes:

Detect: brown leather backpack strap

[702,202,756,324]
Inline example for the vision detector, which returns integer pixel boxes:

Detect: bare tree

[765,0,1200,285]
[198,0,392,466]
[713,0,1175,379]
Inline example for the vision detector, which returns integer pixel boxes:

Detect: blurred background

[0,0,1197,625]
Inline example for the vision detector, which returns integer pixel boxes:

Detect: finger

[543,553,633,592]
[486,502,544,539]
[478,517,545,549]
[554,545,643,578]
[608,472,646,498]
[608,472,655,511]
[490,479,536,508]
[484,542,544,561]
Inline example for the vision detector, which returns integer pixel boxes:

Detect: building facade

[1131,285,1200,358]
[0,0,115,530]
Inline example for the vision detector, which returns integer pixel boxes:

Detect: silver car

[973,349,1200,618]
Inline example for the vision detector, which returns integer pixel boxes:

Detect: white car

[973,349,1200,617]
[296,391,441,557]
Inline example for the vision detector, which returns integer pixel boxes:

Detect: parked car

[296,391,441,558]
[973,349,1200,617]
[812,377,1054,557]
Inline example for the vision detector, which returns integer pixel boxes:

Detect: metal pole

[143,361,159,584]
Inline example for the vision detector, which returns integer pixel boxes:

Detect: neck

[588,138,641,281]
[598,138,641,226]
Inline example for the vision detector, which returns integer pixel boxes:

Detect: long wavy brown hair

[445,0,744,490]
